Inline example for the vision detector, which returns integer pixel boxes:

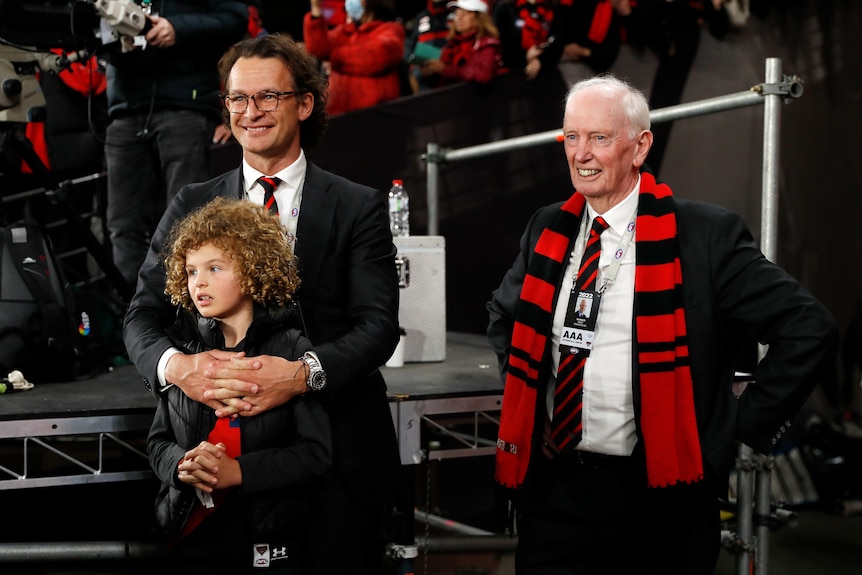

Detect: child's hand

[177,441,227,493]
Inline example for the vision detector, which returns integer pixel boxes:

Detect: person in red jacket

[303,0,405,115]
[420,0,502,87]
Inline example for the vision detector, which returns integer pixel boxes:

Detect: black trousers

[515,449,720,575]
[307,469,392,575]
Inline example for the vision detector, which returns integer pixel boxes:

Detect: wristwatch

[301,351,327,393]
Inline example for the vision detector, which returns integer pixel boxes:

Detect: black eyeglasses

[223,90,300,113]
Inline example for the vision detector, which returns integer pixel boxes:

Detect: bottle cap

[392,179,403,186]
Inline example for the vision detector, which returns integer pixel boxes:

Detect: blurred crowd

[268,3,751,122]
[258,0,751,128]
[22,0,772,182]
[11,0,780,296]
[296,0,749,173]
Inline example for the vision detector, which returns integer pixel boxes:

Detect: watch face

[302,353,325,391]
[309,372,326,391]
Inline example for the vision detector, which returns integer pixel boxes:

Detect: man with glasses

[124,34,402,574]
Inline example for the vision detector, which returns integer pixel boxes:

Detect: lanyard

[282,176,305,250]
[572,206,637,294]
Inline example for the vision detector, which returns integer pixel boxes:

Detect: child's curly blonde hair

[163,197,300,312]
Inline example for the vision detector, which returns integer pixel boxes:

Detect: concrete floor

[3,508,860,575]
[403,507,862,575]
[419,509,862,575]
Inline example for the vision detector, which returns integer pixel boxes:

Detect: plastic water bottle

[388,179,410,236]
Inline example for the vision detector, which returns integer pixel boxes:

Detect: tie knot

[257,176,282,215]
[591,216,609,236]
[257,176,281,194]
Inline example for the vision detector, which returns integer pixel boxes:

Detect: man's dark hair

[218,34,328,148]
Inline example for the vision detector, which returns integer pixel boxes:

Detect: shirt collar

[242,149,307,193]
[585,174,640,234]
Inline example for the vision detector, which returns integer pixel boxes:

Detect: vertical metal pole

[735,445,754,575]
[754,456,773,574]
[426,142,441,236]
[753,56,784,575]
[736,56,784,575]
[760,59,782,262]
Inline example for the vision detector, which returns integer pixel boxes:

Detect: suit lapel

[295,162,336,291]
[223,168,244,200]
[195,168,243,206]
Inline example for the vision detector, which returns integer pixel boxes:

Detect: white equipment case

[393,235,446,362]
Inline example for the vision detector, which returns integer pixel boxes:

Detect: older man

[487,74,836,574]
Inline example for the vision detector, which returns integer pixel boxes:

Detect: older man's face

[563,86,651,211]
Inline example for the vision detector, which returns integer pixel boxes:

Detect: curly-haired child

[147,197,330,574]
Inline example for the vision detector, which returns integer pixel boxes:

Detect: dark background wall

[311,70,573,336]
[625,0,862,348]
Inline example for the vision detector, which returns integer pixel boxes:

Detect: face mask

[345,0,364,22]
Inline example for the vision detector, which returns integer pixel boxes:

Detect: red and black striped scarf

[495,173,704,489]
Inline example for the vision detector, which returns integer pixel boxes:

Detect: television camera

[1,1,151,301]
[0,0,151,123]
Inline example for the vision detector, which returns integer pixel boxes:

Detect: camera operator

[104,0,247,290]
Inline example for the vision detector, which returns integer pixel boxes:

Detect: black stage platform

[0,332,503,567]
[0,332,503,489]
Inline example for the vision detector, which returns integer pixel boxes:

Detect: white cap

[446,0,488,13]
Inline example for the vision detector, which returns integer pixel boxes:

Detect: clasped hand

[177,440,238,493]
[166,350,307,418]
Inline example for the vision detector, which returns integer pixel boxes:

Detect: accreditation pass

[559,289,601,357]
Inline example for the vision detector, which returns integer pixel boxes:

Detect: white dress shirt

[547,178,640,456]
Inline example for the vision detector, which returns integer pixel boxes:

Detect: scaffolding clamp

[421,147,450,165]
[753,75,804,100]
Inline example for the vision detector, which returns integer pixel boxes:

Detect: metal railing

[422,58,804,575]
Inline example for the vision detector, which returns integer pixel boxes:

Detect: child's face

[185,242,252,322]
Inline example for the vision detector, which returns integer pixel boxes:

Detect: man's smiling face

[563,85,651,212]
[226,56,312,174]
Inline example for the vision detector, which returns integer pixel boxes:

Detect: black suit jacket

[488,197,837,489]
[124,161,402,505]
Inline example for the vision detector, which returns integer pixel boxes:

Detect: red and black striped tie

[257,176,281,215]
[552,215,609,452]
